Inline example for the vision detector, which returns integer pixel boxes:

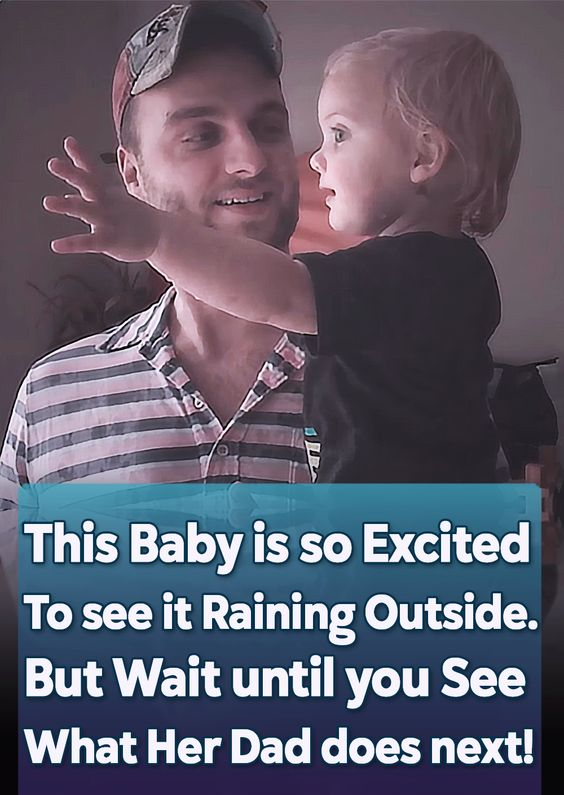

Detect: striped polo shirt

[0,287,313,489]
[0,287,317,590]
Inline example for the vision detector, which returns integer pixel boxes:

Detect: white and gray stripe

[0,288,312,588]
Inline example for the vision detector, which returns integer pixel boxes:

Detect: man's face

[120,48,299,252]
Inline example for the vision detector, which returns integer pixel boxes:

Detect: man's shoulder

[26,288,173,383]
[27,327,131,384]
[8,329,122,419]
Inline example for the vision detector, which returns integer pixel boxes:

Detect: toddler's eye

[331,128,347,144]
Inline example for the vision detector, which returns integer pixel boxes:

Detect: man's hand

[43,136,162,263]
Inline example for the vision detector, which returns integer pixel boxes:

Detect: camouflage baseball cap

[112,1,283,136]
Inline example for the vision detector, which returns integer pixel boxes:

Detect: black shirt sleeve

[296,234,499,358]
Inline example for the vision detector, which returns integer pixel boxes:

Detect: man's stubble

[138,159,300,254]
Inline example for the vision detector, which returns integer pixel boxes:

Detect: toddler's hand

[43,136,162,263]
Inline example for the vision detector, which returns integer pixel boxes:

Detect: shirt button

[192,396,205,410]
[216,443,229,457]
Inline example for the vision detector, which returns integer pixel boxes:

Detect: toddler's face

[310,62,415,237]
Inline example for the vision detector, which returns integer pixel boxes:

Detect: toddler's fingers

[63,136,104,178]
[43,194,103,225]
[51,233,102,255]
[47,157,100,202]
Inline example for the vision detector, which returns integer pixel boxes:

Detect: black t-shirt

[297,232,501,483]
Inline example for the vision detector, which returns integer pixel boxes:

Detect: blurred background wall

[1,0,563,452]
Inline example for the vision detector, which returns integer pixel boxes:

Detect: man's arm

[43,138,317,334]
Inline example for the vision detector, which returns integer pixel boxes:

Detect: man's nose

[309,148,325,175]
[224,129,267,176]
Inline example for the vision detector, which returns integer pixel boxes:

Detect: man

[0,1,312,593]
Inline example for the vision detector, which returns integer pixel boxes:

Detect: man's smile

[215,192,268,206]
[213,191,274,213]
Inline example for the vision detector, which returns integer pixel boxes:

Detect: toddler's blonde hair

[325,29,521,237]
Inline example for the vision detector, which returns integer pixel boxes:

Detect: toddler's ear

[410,127,449,184]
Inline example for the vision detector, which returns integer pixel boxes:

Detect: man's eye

[181,127,220,147]
[253,119,289,142]
[331,128,347,144]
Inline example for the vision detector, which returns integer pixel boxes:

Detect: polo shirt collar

[96,286,175,353]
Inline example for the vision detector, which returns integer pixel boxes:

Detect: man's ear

[410,126,450,185]
[117,146,143,199]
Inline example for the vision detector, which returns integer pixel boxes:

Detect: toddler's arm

[44,137,317,334]
[154,211,316,333]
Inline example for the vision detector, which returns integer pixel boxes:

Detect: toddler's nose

[309,148,325,174]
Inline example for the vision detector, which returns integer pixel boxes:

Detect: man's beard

[140,171,300,253]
